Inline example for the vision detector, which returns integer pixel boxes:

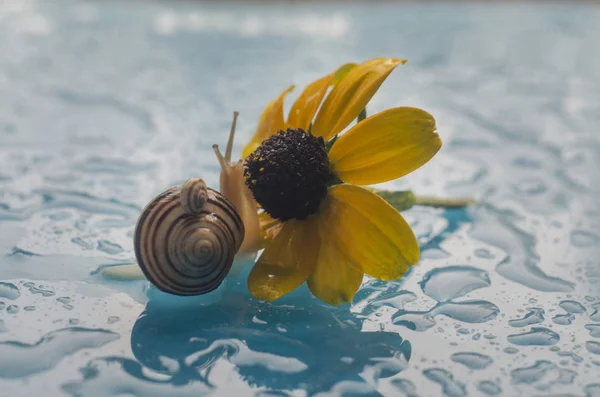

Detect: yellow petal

[311,58,405,140]
[307,224,363,305]
[242,142,260,160]
[259,211,282,248]
[287,75,332,133]
[242,85,294,159]
[322,184,419,280]
[287,63,357,132]
[330,107,441,185]
[331,63,358,86]
[248,217,319,301]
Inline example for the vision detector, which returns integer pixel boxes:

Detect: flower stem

[357,108,367,122]
[371,188,474,211]
[413,195,475,208]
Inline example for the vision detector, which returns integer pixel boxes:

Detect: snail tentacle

[213,112,261,258]
[101,112,261,291]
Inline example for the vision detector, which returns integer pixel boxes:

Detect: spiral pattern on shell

[134,177,244,296]
[180,178,208,215]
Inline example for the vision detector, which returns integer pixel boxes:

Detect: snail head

[213,112,261,257]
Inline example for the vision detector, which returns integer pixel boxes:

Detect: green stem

[371,188,475,211]
[357,108,367,123]
[325,134,339,153]
[414,195,475,208]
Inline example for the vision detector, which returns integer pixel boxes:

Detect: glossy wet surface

[1,1,600,396]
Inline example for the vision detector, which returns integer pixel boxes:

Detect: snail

[101,112,261,295]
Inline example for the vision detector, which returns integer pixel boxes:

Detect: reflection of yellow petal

[311,58,405,140]
[330,107,441,185]
[288,63,357,132]
[248,218,320,301]
[323,184,419,280]
[242,85,294,159]
[259,211,282,247]
[307,221,363,305]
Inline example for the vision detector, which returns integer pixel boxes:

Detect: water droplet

[591,303,600,322]
[421,249,450,259]
[557,351,583,363]
[457,328,470,335]
[251,316,267,325]
[509,308,544,327]
[586,341,600,355]
[423,368,466,397]
[0,320,7,333]
[585,324,600,338]
[571,230,599,247]
[0,282,20,300]
[507,327,560,346]
[419,266,490,302]
[24,284,55,297]
[476,380,502,396]
[472,333,481,341]
[48,211,71,221]
[391,378,418,397]
[586,383,600,397]
[553,313,575,325]
[559,300,586,314]
[513,178,546,196]
[96,240,124,255]
[471,213,574,292]
[71,237,93,249]
[158,356,179,373]
[358,287,417,315]
[24,306,35,312]
[474,248,494,259]
[450,352,493,370]
[6,305,19,314]
[372,290,418,310]
[185,339,309,375]
[56,296,74,310]
[503,347,519,354]
[557,368,577,385]
[511,360,575,386]
[0,327,119,378]
[432,301,499,323]
[529,298,538,304]
[394,300,499,331]
[107,316,120,324]
[392,311,436,331]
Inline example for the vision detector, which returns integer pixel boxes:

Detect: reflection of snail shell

[134,177,244,296]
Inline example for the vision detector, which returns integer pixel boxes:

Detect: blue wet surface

[1,1,600,396]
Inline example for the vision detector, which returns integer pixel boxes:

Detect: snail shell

[134,177,244,296]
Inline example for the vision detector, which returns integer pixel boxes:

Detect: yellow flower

[243,58,442,305]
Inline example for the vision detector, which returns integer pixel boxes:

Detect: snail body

[101,112,261,296]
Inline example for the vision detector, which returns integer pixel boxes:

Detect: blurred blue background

[0,1,599,396]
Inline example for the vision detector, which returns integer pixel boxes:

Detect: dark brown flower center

[244,128,332,222]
